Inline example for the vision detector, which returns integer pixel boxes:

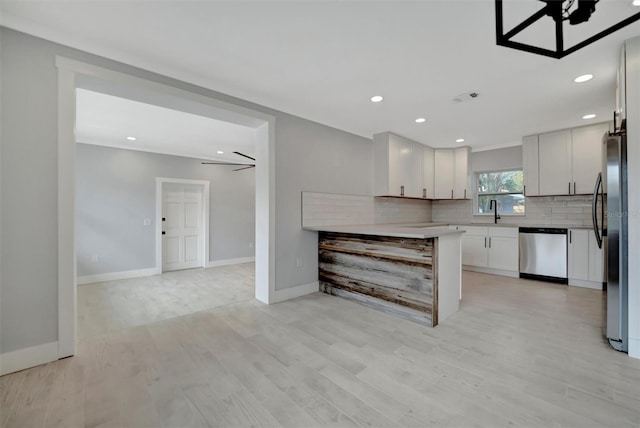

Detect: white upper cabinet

[374,132,425,198]
[423,147,435,199]
[375,133,468,200]
[454,147,470,199]
[572,122,609,194]
[522,135,539,196]
[538,129,572,196]
[408,143,425,198]
[525,122,609,196]
[616,44,626,126]
[434,147,470,199]
[434,149,454,199]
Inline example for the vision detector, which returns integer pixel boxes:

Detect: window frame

[474,168,525,216]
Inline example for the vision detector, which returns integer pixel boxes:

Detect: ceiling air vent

[452,91,479,103]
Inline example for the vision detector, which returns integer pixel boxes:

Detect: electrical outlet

[143,219,152,226]
[249,241,254,249]
[91,255,99,263]
[295,256,303,268]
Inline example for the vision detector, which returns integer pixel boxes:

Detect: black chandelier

[495,0,640,59]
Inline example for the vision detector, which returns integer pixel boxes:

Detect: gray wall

[275,117,372,290]
[1,28,59,353]
[471,145,523,172]
[0,28,371,354]
[76,144,255,276]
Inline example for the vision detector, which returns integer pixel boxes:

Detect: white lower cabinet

[462,233,488,267]
[487,228,519,272]
[455,225,519,276]
[568,228,604,289]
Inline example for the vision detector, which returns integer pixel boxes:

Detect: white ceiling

[2,1,640,150]
[75,88,258,161]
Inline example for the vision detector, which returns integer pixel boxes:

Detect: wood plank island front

[310,225,463,327]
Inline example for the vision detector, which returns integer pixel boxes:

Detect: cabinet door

[572,123,608,195]
[538,130,572,195]
[617,45,626,125]
[487,236,519,272]
[588,231,604,283]
[462,235,488,267]
[522,135,539,196]
[568,229,589,281]
[434,149,454,199]
[423,147,435,199]
[388,135,411,196]
[454,147,470,199]
[407,144,424,198]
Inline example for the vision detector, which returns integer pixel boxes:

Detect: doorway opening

[58,56,275,358]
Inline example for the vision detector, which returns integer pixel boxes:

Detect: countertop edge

[303,225,464,239]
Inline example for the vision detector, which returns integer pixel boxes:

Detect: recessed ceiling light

[574,74,594,83]
[633,0,640,7]
[217,150,224,154]
[583,114,596,119]
[126,136,136,141]
[415,117,426,123]
[456,138,465,143]
[370,95,383,103]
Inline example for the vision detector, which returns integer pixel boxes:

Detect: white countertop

[452,222,594,230]
[303,223,463,239]
[304,221,594,238]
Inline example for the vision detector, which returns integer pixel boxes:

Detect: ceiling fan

[201,151,255,171]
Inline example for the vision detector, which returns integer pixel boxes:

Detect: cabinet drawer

[456,225,487,236]
[489,227,519,238]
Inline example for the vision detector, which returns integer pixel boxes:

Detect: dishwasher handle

[519,227,567,235]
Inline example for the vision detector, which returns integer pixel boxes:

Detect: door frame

[156,178,210,274]
[56,56,276,359]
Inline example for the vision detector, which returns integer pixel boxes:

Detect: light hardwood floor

[1,267,639,428]
[77,263,255,340]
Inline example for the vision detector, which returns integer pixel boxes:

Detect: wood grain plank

[319,231,438,326]
[3,266,638,428]
[322,286,433,326]
[3,363,57,428]
[319,273,433,313]
[0,369,27,428]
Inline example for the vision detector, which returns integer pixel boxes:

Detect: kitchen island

[304,224,463,327]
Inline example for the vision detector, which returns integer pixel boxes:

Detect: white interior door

[162,183,204,272]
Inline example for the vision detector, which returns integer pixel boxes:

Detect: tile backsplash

[302,191,602,229]
[302,192,431,227]
[374,197,432,224]
[432,194,605,227]
[302,192,374,227]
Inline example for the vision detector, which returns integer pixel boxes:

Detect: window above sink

[476,169,525,216]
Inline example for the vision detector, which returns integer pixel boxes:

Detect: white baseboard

[273,281,320,303]
[77,267,160,285]
[206,257,255,268]
[568,279,604,290]
[0,341,59,376]
[462,265,519,278]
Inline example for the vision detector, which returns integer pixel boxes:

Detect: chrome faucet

[490,199,501,224]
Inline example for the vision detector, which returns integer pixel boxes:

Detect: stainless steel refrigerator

[593,131,628,352]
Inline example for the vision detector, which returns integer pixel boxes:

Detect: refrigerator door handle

[592,172,603,249]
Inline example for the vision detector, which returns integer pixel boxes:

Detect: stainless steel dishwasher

[519,227,568,284]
